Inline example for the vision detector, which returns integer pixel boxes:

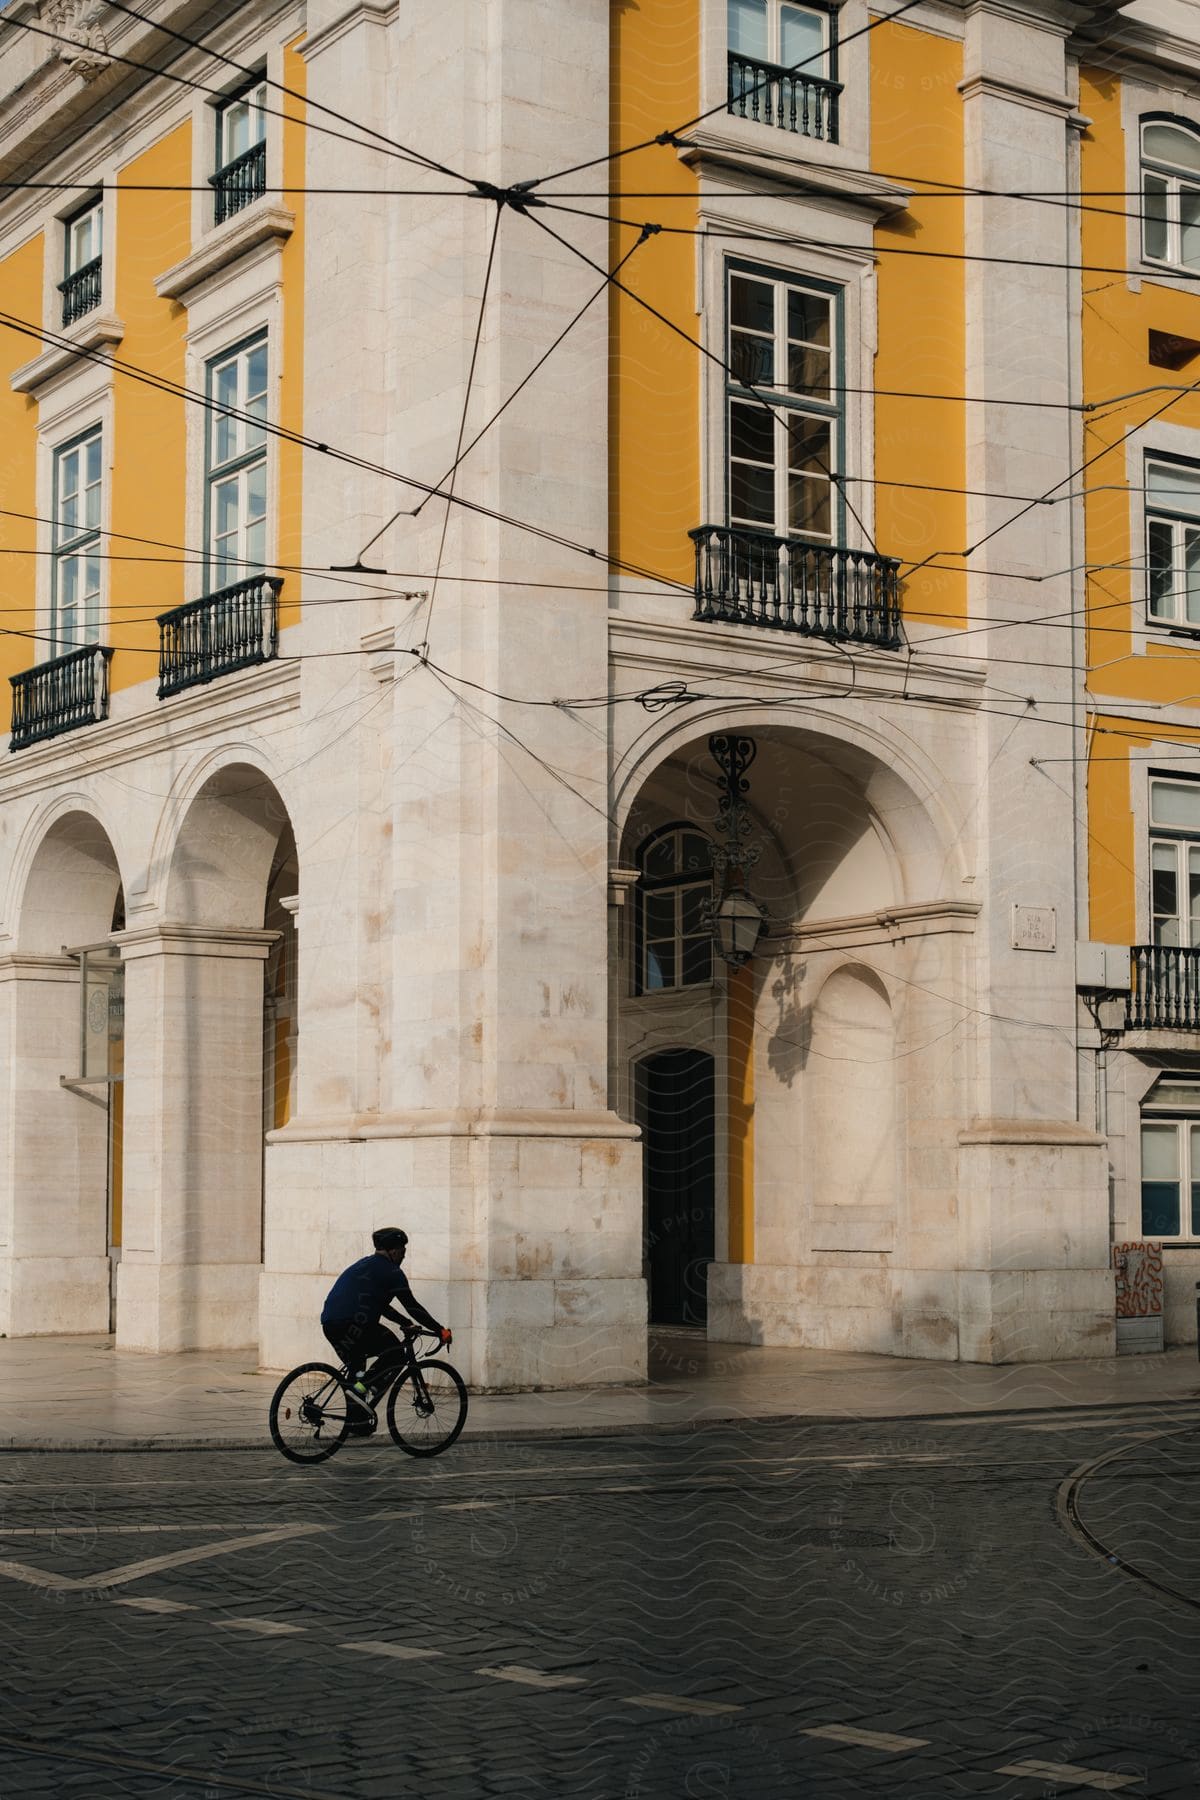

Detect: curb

[4,1391,1199,1452]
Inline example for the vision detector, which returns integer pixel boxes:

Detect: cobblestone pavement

[2,1406,1199,1798]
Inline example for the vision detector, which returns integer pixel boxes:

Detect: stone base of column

[261,1111,647,1386]
[2,1256,111,1337]
[115,1259,260,1351]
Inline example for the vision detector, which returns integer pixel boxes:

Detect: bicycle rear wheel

[386,1359,468,1457]
[269,1363,351,1464]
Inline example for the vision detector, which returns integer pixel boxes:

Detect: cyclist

[321,1227,451,1435]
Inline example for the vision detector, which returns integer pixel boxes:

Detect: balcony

[158,574,281,699]
[1128,945,1200,1032]
[9,645,113,751]
[727,53,841,143]
[691,528,902,650]
[210,141,267,225]
[58,256,102,326]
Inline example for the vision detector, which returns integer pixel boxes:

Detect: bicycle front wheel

[269,1363,351,1464]
[386,1358,468,1457]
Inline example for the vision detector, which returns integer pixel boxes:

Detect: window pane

[1144,123,1200,176]
[60,554,80,612]
[730,400,774,467]
[1151,780,1200,829]
[730,460,776,526]
[680,833,712,873]
[788,413,831,475]
[646,941,675,990]
[1146,459,1200,516]
[1148,517,1175,617]
[681,936,713,987]
[1142,1120,1179,1181]
[1143,173,1169,260]
[789,472,831,538]
[644,893,676,940]
[787,288,830,347]
[730,328,774,388]
[245,513,266,573]
[728,0,768,60]
[779,5,825,71]
[730,275,774,334]
[246,344,268,449]
[643,835,676,877]
[246,459,267,524]
[787,343,831,398]
[1142,1181,1181,1236]
[680,885,711,937]
[1192,1179,1200,1236]
[1182,184,1200,271]
[1152,841,1179,942]
[214,361,239,464]
[1187,528,1200,624]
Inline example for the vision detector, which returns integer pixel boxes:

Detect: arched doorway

[635,1048,716,1326]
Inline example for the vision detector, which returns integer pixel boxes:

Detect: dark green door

[636,1049,716,1326]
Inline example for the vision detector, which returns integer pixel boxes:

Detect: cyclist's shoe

[347,1419,378,1438]
[345,1377,375,1417]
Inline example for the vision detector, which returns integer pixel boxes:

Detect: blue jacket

[322,1254,442,1334]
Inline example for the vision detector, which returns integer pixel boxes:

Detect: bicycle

[268,1326,468,1465]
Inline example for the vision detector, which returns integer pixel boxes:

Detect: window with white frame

[637,827,714,993]
[52,427,103,655]
[213,76,268,223]
[1149,777,1200,946]
[728,0,831,76]
[1141,1075,1200,1240]
[206,335,268,591]
[59,195,103,326]
[1142,119,1200,272]
[727,264,840,542]
[1146,457,1200,628]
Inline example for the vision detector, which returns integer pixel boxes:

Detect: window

[1149,777,1200,946]
[1146,457,1200,627]
[1142,119,1200,272]
[637,828,714,993]
[1141,1076,1200,1240]
[206,337,268,590]
[52,428,102,654]
[728,0,831,77]
[213,76,268,223]
[727,265,839,542]
[59,195,103,326]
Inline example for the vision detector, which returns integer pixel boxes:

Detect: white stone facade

[1,0,1188,1381]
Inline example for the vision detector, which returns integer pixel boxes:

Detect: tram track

[1056,1424,1200,1617]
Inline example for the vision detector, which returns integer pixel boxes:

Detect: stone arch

[612,705,965,905]
[164,758,294,928]
[13,801,126,953]
[3,805,127,1338]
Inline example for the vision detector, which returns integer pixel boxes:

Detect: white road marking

[113,1597,196,1613]
[215,1618,306,1636]
[339,1640,444,1661]
[475,1665,585,1690]
[624,1695,743,1716]
[0,1521,324,1593]
[995,1759,1141,1791]
[802,1725,930,1752]
[0,1522,268,1536]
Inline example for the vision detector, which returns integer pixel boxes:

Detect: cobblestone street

[2,1405,1198,1797]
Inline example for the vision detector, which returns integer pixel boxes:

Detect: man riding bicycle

[322,1227,451,1435]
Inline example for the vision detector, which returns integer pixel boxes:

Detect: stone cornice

[789,900,982,949]
[154,204,295,303]
[268,1107,643,1143]
[956,73,1079,119]
[0,656,300,798]
[299,0,398,63]
[10,310,124,395]
[113,923,279,960]
[677,132,913,218]
[958,1116,1106,1146]
[0,952,78,980]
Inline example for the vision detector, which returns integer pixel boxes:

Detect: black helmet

[372,1226,408,1251]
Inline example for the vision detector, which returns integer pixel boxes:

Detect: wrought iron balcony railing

[691,527,902,649]
[727,53,842,143]
[158,574,281,699]
[210,141,267,225]
[58,256,102,326]
[1127,944,1200,1031]
[9,644,113,751]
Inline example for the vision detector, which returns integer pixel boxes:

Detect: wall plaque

[1012,904,1056,952]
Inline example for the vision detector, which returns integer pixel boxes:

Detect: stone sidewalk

[2,1328,1199,1450]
